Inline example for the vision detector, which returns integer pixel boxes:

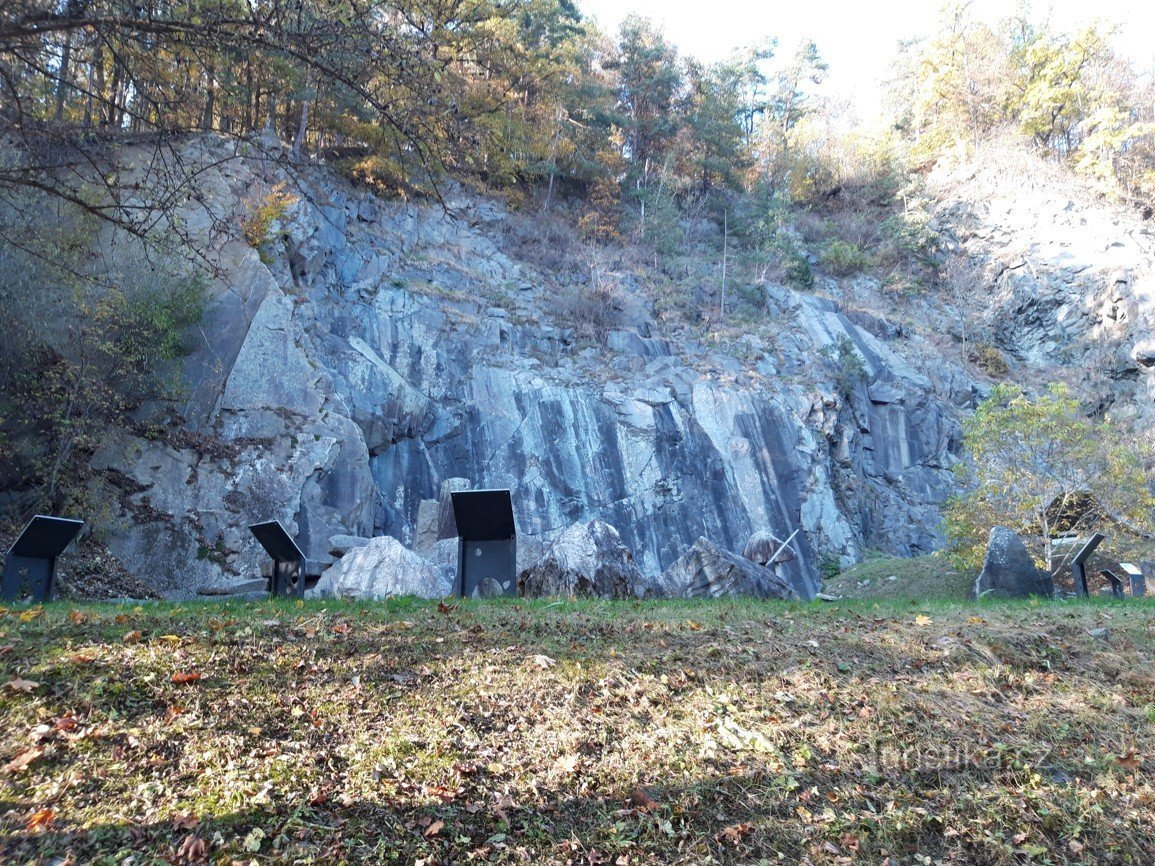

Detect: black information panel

[451,490,516,598]
[2,516,85,602]
[249,520,305,598]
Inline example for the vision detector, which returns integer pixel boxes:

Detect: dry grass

[1,597,1153,864]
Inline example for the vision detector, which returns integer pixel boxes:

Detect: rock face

[927,142,1155,429]
[973,527,1054,599]
[310,536,449,599]
[519,520,653,599]
[663,537,799,600]
[83,138,979,599]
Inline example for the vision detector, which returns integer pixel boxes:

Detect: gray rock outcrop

[310,536,449,599]
[79,138,979,599]
[973,527,1054,599]
[518,519,653,599]
[663,537,799,600]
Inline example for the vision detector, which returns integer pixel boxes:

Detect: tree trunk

[54,35,74,121]
[291,70,312,163]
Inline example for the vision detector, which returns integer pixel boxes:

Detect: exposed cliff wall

[84,138,975,598]
[926,144,1155,424]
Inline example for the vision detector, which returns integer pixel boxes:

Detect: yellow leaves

[25,807,56,832]
[686,620,703,631]
[19,607,43,622]
[6,676,39,692]
[914,615,934,626]
[158,634,182,643]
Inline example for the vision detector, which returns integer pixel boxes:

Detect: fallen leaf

[25,807,55,832]
[715,822,754,844]
[68,609,86,624]
[158,634,181,643]
[914,615,934,626]
[424,819,445,837]
[332,622,353,635]
[19,607,43,622]
[171,671,202,685]
[3,746,44,774]
[628,787,659,812]
[1068,839,1085,854]
[553,753,580,776]
[1117,751,1142,772]
[114,614,130,624]
[176,833,207,863]
[53,716,79,732]
[308,787,330,806]
[437,601,458,615]
[6,677,39,693]
[686,620,703,631]
[123,630,143,644]
[172,813,200,829]
[68,652,96,665]
[528,654,556,669]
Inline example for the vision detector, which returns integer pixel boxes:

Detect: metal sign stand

[450,489,517,598]
[1070,533,1106,597]
[248,521,305,598]
[2,516,85,602]
[1099,569,1125,599]
[1120,563,1147,598]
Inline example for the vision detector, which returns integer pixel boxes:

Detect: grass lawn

[822,554,971,601]
[1,596,1153,864]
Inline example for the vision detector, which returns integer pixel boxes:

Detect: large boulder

[973,527,1053,599]
[436,478,473,541]
[742,529,796,566]
[518,519,653,599]
[310,536,450,600]
[662,537,798,600]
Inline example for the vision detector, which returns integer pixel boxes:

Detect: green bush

[820,240,873,275]
[967,342,1009,378]
[785,251,814,290]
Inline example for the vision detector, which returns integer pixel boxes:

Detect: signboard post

[2,516,85,602]
[1070,533,1106,597]
[450,490,516,598]
[248,521,305,598]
